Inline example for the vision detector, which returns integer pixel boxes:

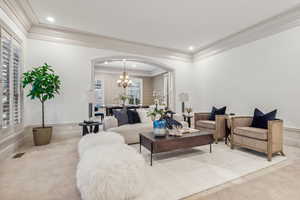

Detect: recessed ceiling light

[189,46,195,51]
[46,17,55,23]
[104,61,108,65]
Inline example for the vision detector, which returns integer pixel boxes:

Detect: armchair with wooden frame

[230,116,284,161]
[194,112,227,143]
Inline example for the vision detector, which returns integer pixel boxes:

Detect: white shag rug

[134,143,286,200]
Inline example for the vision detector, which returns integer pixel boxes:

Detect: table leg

[150,143,153,166]
[139,135,141,153]
[83,126,88,136]
[210,143,212,153]
[187,117,191,128]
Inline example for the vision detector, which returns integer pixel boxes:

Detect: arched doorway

[90,56,176,111]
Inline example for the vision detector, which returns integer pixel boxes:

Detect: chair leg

[267,152,272,161]
[215,138,218,144]
[230,134,234,149]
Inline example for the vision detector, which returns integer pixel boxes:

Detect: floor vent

[12,152,25,159]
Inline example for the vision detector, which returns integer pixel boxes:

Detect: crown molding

[8,0,300,63]
[0,0,32,35]
[15,0,38,24]
[28,24,192,62]
[94,66,164,77]
[193,5,300,62]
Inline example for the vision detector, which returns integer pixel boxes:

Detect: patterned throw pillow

[137,109,152,123]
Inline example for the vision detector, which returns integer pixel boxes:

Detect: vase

[153,119,167,137]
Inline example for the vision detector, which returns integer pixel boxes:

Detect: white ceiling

[29,0,300,53]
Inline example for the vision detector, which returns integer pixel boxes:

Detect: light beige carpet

[136,143,286,200]
[0,131,286,200]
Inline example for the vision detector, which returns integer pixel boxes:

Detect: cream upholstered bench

[77,133,147,200]
[77,131,124,158]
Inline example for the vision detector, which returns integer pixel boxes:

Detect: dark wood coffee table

[139,131,214,166]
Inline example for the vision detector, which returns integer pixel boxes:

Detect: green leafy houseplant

[22,63,61,128]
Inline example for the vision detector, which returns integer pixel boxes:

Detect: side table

[79,121,102,136]
[225,114,235,145]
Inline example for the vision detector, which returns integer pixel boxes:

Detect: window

[95,79,104,106]
[127,78,143,105]
[0,29,23,129]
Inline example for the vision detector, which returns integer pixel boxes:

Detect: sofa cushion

[113,109,128,126]
[196,120,216,129]
[233,134,267,152]
[108,122,153,144]
[251,108,277,129]
[234,127,268,140]
[127,110,141,124]
[209,106,226,121]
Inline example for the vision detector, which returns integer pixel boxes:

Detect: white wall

[191,26,300,128]
[26,39,192,125]
[152,73,165,95]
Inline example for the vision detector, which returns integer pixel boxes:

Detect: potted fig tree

[22,63,61,146]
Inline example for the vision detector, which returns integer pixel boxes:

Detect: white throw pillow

[137,109,152,123]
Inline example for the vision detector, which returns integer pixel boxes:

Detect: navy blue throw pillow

[127,109,141,124]
[113,109,129,126]
[251,108,277,129]
[209,106,226,121]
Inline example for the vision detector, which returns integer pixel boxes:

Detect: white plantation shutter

[1,31,11,128]
[0,29,23,130]
[12,42,21,125]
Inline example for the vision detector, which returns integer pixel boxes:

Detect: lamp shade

[87,90,96,103]
[178,92,189,102]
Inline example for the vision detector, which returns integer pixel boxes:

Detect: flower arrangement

[147,107,165,121]
[147,108,183,130]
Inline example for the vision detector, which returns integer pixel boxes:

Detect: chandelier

[117,59,132,88]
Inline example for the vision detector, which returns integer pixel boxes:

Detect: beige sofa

[194,112,227,143]
[103,114,187,144]
[230,116,284,161]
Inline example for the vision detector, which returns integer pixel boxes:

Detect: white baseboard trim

[0,130,25,161]
[26,122,79,128]
[284,127,300,133]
